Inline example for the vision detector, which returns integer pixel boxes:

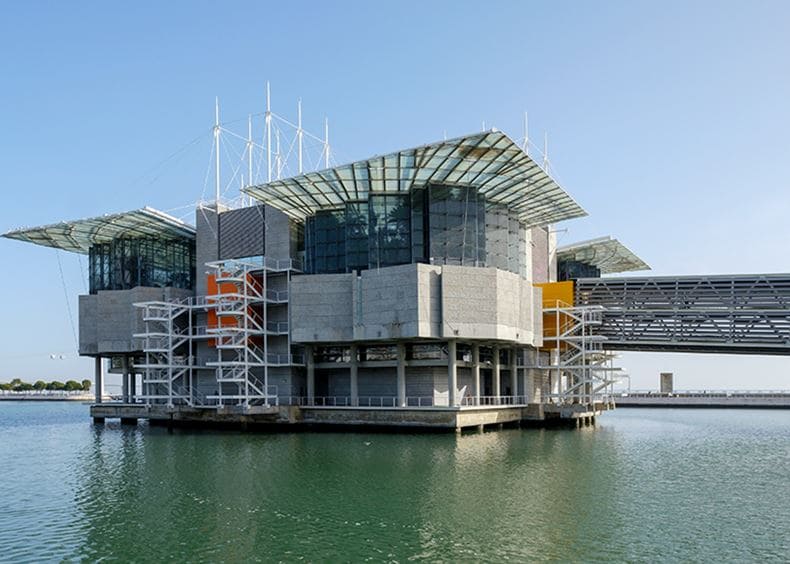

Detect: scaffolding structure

[133,257,301,410]
[205,259,277,407]
[134,301,194,407]
[540,301,621,406]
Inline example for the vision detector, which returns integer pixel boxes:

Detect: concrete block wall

[291,263,541,347]
[195,204,222,296]
[531,226,550,283]
[440,266,539,345]
[356,264,420,339]
[290,273,354,342]
[264,205,292,261]
[79,286,192,355]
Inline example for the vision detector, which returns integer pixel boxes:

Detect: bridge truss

[575,274,790,354]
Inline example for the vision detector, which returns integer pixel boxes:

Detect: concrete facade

[290,263,542,346]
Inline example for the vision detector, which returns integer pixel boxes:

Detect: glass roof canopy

[2,207,195,254]
[244,130,587,228]
[557,236,650,274]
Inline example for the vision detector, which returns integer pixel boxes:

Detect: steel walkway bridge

[574,274,790,355]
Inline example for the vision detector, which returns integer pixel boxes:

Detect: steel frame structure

[539,301,621,406]
[133,257,301,409]
[134,301,195,407]
[576,274,790,354]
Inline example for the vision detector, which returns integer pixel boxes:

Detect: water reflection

[0,405,783,562]
[68,423,630,561]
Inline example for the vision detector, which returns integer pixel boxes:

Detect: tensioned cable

[55,250,79,350]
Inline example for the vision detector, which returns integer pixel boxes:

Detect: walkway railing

[278,395,530,408]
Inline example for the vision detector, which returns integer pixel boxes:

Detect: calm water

[0,403,788,562]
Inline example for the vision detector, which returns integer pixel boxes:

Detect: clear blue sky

[1,1,789,390]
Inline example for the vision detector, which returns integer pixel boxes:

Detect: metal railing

[276,395,532,408]
[620,390,790,398]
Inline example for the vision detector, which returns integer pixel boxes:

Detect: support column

[492,345,500,404]
[524,349,537,404]
[121,356,129,403]
[306,345,315,406]
[471,344,480,406]
[510,348,518,404]
[349,344,359,407]
[447,340,457,407]
[396,343,406,407]
[94,357,103,404]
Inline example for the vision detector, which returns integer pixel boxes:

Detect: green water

[0,403,788,562]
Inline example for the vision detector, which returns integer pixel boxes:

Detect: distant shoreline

[0,392,96,402]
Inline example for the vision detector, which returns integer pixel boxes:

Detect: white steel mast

[265,82,272,183]
[323,117,330,168]
[275,129,282,180]
[523,112,529,154]
[214,97,221,207]
[297,99,303,174]
[543,132,549,171]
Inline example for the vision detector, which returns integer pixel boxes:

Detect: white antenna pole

[214,97,221,207]
[323,117,330,168]
[523,112,529,154]
[247,114,253,187]
[275,129,282,180]
[265,81,272,183]
[543,131,549,171]
[297,99,303,174]
[482,120,486,131]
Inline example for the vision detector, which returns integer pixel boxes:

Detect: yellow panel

[534,280,574,308]
[534,281,574,350]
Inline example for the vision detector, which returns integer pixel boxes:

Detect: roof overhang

[243,130,587,228]
[2,207,195,254]
[557,236,650,274]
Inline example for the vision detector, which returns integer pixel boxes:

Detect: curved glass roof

[2,207,195,254]
[244,130,587,228]
[557,236,650,274]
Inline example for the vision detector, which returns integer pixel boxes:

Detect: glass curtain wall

[88,238,195,294]
[369,194,410,269]
[427,185,485,266]
[558,259,601,281]
[345,202,369,272]
[305,210,345,274]
[302,184,528,276]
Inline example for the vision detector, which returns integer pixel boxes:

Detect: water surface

[0,402,788,562]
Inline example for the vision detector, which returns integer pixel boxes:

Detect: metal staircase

[134,301,195,406]
[205,260,278,407]
[540,300,621,406]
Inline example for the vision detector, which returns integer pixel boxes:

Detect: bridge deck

[575,274,790,354]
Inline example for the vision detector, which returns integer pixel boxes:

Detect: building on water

[3,121,656,430]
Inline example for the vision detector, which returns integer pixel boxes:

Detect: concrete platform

[89,402,611,432]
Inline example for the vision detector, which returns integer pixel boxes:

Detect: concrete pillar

[94,357,103,404]
[349,344,359,407]
[525,349,543,404]
[471,344,480,406]
[121,356,129,403]
[306,345,315,406]
[510,348,518,404]
[492,345,500,404]
[448,340,457,407]
[396,343,406,407]
[660,372,674,394]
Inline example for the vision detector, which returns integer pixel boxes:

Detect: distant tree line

[0,378,92,392]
